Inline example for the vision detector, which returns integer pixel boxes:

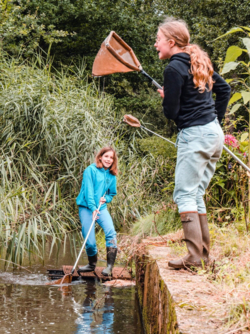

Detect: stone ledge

[136,244,228,334]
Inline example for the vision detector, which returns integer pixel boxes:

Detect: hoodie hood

[170,52,190,66]
[162,51,230,129]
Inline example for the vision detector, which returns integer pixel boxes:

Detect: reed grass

[0,53,174,264]
[0,54,117,264]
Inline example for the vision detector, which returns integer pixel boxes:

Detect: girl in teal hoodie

[76,147,118,276]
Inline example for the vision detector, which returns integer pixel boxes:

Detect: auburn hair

[158,17,214,93]
[95,147,118,176]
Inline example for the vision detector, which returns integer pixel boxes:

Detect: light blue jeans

[173,118,224,214]
[78,207,117,257]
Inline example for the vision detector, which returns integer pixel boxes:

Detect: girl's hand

[157,88,164,98]
[100,197,106,204]
[92,209,100,221]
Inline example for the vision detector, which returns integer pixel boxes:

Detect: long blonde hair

[158,17,214,93]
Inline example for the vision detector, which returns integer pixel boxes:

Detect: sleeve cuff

[105,195,112,203]
[89,205,98,212]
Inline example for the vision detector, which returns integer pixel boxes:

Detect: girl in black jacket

[155,17,231,269]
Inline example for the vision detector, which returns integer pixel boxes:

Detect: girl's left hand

[157,88,164,98]
[100,197,106,204]
[92,209,100,220]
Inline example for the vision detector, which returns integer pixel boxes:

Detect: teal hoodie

[76,163,117,212]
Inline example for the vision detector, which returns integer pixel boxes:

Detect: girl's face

[100,151,114,169]
[154,29,174,60]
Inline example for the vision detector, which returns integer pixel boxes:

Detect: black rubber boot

[199,213,210,263]
[102,247,117,276]
[168,212,203,269]
[78,253,98,273]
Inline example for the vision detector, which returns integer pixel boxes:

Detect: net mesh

[123,114,141,128]
[92,31,141,77]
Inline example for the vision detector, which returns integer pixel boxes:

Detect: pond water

[0,246,143,334]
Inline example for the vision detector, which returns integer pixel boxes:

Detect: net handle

[123,115,250,175]
[123,114,175,145]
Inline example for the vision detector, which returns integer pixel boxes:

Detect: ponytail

[159,17,214,92]
[184,44,214,93]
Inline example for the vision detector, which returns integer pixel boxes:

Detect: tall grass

[0,54,175,264]
[0,54,117,264]
[131,198,181,238]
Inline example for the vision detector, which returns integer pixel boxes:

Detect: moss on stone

[135,250,179,333]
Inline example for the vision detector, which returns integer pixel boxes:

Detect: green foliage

[2,0,250,258]
[203,25,250,223]
[0,53,117,264]
[165,0,250,64]
[129,135,180,237]
[114,87,168,133]
[131,200,181,238]
[6,0,248,70]
[0,53,179,263]
[214,26,250,142]
[139,135,177,159]
[207,148,247,223]
[3,0,249,137]
[113,148,176,229]
[0,0,73,56]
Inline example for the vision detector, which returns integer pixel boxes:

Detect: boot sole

[168,261,202,269]
[78,268,95,273]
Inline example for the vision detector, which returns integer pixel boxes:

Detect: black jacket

[162,53,231,129]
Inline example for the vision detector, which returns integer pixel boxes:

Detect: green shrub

[131,200,181,238]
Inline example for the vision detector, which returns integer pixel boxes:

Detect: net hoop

[105,31,141,71]
[92,31,141,77]
[123,114,141,128]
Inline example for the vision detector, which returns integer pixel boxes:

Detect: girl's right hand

[92,209,99,221]
[157,87,164,98]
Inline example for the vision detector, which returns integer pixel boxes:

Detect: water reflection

[76,280,114,333]
[0,269,143,334]
[0,238,143,334]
